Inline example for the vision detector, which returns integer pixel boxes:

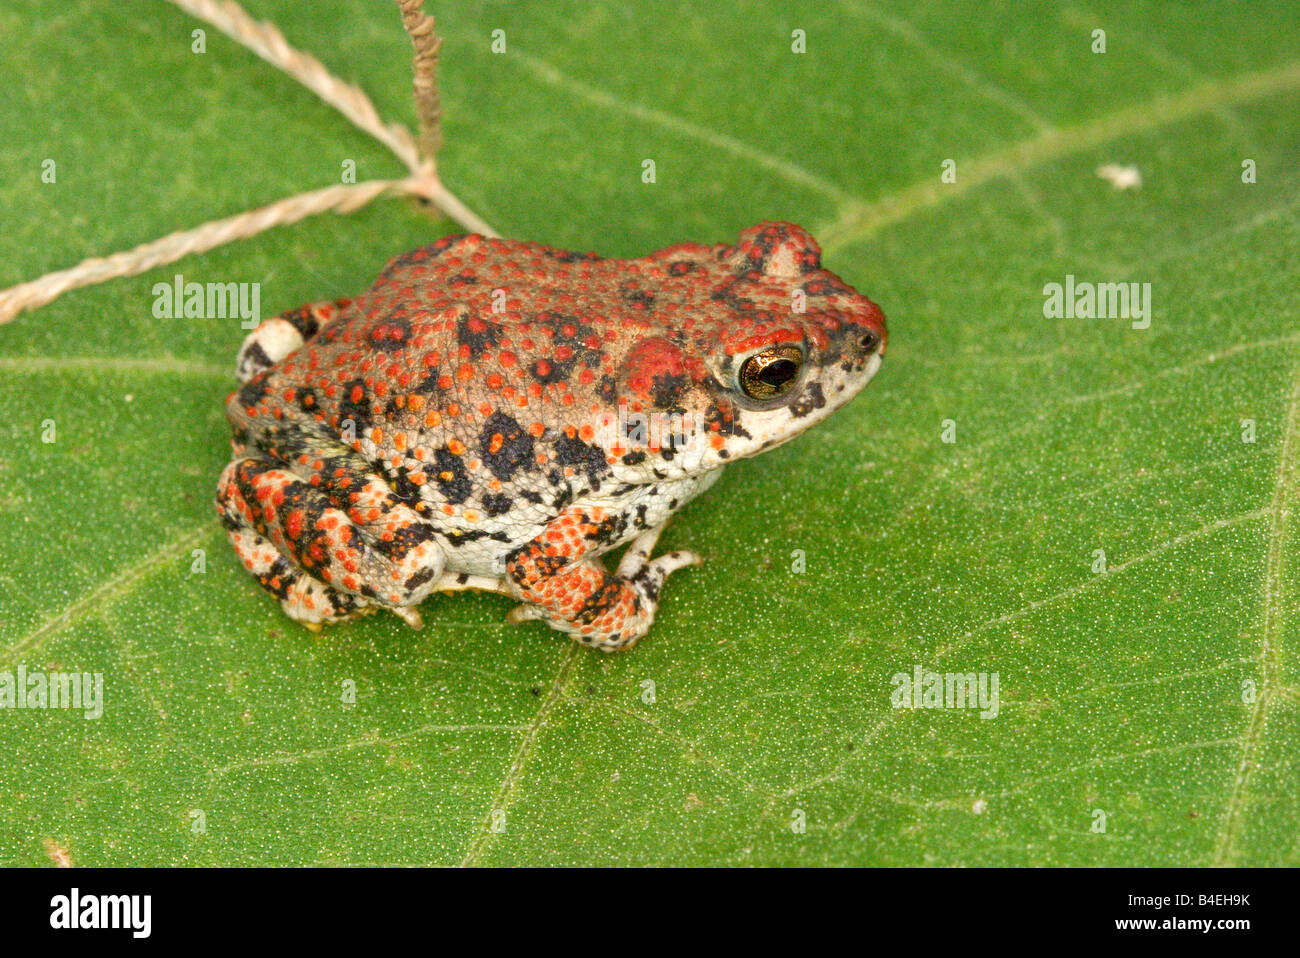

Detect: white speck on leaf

[1096,163,1142,190]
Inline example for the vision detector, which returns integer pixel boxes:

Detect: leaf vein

[459,645,580,866]
[1212,354,1300,864]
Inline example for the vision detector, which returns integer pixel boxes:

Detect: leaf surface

[1,0,1298,865]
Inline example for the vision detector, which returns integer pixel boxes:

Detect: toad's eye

[738,344,804,401]
[857,329,881,353]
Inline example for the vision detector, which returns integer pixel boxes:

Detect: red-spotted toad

[218,222,887,650]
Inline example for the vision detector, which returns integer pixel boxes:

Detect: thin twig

[168,0,422,170]
[396,0,444,161]
[0,180,414,322]
[0,0,499,327]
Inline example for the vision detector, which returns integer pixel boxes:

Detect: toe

[506,604,544,626]
[393,606,425,630]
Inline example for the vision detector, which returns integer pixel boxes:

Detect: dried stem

[169,0,423,171]
[0,180,410,322]
[0,0,498,327]
[396,0,444,161]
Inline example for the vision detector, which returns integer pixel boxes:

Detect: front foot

[505,518,702,651]
[616,527,702,600]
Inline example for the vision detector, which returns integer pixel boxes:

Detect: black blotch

[479,412,535,482]
[483,492,513,517]
[279,305,322,339]
[457,313,502,358]
[368,316,411,352]
[619,280,656,309]
[236,372,271,407]
[337,378,373,432]
[382,235,467,276]
[413,366,448,399]
[710,276,759,313]
[574,579,626,624]
[443,528,493,547]
[239,341,272,373]
[527,311,604,385]
[551,485,574,511]
[650,372,688,410]
[530,358,568,385]
[504,545,568,584]
[380,464,421,503]
[310,452,363,495]
[541,247,601,264]
[630,565,663,604]
[375,522,438,560]
[254,556,298,600]
[706,404,750,439]
[802,276,854,296]
[621,450,647,466]
[789,381,826,418]
[432,447,472,504]
[405,567,437,590]
[588,512,629,547]
[554,434,611,486]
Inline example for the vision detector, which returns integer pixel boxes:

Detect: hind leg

[221,525,373,631]
[216,455,445,630]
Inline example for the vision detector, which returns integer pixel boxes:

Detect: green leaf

[2,0,1298,866]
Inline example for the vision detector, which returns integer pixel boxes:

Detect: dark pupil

[758,359,797,387]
